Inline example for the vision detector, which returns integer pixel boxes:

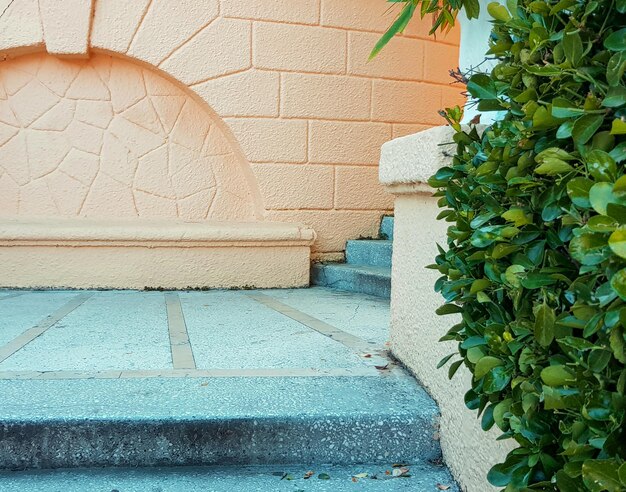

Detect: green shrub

[376,0,626,490]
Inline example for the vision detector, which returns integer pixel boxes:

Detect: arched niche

[0,52,263,221]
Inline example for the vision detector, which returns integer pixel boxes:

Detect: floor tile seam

[0,293,26,301]
[164,292,197,371]
[0,292,94,365]
[245,292,394,368]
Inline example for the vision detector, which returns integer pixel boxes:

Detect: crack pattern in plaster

[0,52,256,221]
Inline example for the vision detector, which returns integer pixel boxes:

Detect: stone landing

[0,287,458,491]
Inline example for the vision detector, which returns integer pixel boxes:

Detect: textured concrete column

[379,126,513,492]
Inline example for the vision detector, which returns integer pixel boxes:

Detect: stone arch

[0,51,263,220]
[0,0,267,221]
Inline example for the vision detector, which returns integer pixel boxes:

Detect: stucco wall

[0,0,463,257]
[380,128,515,492]
[0,53,258,221]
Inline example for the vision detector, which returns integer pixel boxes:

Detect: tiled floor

[0,287,460,492]
[0,287,392,379]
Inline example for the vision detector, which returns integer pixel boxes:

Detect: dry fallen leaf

[437,484,451,490]
[392,467,411,478]
[303,470,314,479]
[363,354,372,358]
[375,364,389,370]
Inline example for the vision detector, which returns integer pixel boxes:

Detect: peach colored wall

[0,53,258,221]
[0,0,463,257]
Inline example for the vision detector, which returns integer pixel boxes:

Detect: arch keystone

[39,0,93,57]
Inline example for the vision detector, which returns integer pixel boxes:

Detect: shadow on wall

[0,52,263,221]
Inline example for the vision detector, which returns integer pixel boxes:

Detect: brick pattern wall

[214,0,464,255]
[1,0,465,256]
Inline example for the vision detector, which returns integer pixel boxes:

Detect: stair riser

[0,416,441,470]
[311,265,390,298]
[345,241,392,268]
[379,216,394,240]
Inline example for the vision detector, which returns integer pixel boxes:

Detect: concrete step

[311,264,391,298]
[0,375,440,470]
[380,215,394,240]
[346,239,392,268]
[0,463,460,491]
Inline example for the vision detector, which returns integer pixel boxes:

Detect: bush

[377,0,626,490]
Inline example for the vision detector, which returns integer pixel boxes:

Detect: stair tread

[0,375,433,420]
[0,463,459,491]
[315,263,391,277]
[346,239,393,246]
[0,375,440,468]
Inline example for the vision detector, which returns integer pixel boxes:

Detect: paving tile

[265,287,390,344]
[0,291,78,347]
[180,291,366,369]
[0,291,172,372]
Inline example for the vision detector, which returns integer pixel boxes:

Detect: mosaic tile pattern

[0,53,256,220]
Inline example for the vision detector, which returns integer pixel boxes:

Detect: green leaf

[587,150,617,182]
[318,473,331,480]
[573,114,604,145]
[437,352,456,369]
[483,365,511,393]
[611,268,626,301]
[609,142,626,162]
[603,86,626,108]
[609,228,626,258]
[492,243,519,258]
[534,105,563,129]
[448,359,464,379]
[502,208,532,226]
[610,326,626,363]
[604,28,626,52]
[541,364,575,386]
[369,2,415,59]
[535,303,556,347]
[557,120,576,139]
[470,278,491,293]
[590,182,617,215]
[556,470,586,491]
[607,202,626,223]
[607,53,626,86]
[588,349,612,372]
[618,463,626,485]
[588,215,618,232]
[467,73,498,99]
[563,31,584,67]
[553,97,587,118]
[567,177,593,208]
[570,233,609,265]
[487,2,511,21]
[582,460,623,492]
[614,175,626,195]
[611,118,626,134]
[436,303,464,315]
[521,272,557,289]
[474,356,504,379]
[535,158,574,175]
[488,455,527,487]
[464,0,481,18]
[504,265,525,287]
